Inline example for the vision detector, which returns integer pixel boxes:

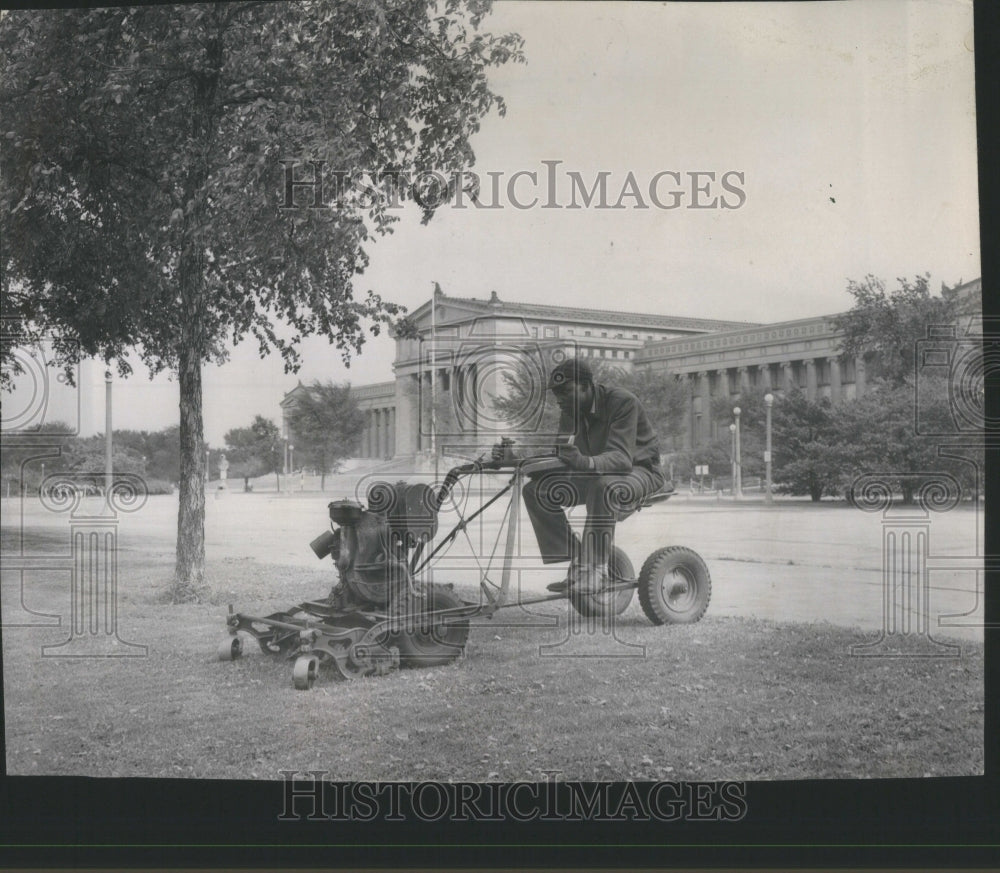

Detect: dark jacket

[559,383,661,474]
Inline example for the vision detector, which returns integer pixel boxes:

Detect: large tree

[285,381,366,488]
[1,2,523,592]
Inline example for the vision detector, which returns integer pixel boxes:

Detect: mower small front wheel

[217,636,243,661]
[292,655,320,690]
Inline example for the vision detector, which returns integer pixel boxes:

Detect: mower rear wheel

[637,546,711,625]
[217,636,243,661]
[570,546,635,618]
[394,584,470,668]
[292,655,320,690]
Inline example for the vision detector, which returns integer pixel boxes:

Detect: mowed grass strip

[2,552,984,783]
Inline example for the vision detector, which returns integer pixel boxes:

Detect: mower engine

[220,480,469,687]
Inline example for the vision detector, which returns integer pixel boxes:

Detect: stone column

[715,368,728,399]
[698,371,711,446]
[683,373,694,451]
[855,355,867,398]
[781,361,794,393]
[737,366,750,394]
[758,364,772,391]
[388,407,396,457]
[804,358,817,401]
[829,356,842,404]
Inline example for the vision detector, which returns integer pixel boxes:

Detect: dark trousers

[522,466,664,568]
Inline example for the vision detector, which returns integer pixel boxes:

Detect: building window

[531,326,538,338]
[615,333,623,339]
[601,332,608,338]
[647,335,654,341]
[611,349,619,359]
[584,330,591,337]
[544,326,557,338]
[632,334,638,340]
[566,328,575,336]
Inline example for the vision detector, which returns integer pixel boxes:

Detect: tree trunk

[175,339,206,587]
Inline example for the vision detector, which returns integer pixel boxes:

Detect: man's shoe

[547,555,584,593]
[571,564,609,596]
[546,577,570,594]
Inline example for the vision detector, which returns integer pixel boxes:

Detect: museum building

[280,279,982,464]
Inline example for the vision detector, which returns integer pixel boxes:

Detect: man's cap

[548,357,594,390]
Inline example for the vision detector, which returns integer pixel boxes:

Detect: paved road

[2,481,986,642]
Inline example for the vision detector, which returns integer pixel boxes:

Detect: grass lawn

[2,541,984,783]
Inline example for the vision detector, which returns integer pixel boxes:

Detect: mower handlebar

[434,455,570,509]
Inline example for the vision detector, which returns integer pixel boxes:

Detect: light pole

[733,405,743,499]
[729,423,736,494]
[105,370,114,501]
[764,393,774,503]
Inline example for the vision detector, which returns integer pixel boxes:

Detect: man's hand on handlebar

[490,438,519,465]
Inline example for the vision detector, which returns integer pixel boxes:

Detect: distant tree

[143,426,181,484]
[709,387,771,480]
[613,366,688,453]
[62,435,147,486]
[1,2,524,594]
[836,377,977,504]
[831,273,982,502]
[286,381,366,489]
[833,274,958,386]
[0,420,76,495]
[770,390,843,502]
[224,416,283,492]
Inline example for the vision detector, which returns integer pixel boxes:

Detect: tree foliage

[0,2,523,588]
[769,390,842,501]
[224,415,283,490]
[285,380,366,488]
[833,274,957,386]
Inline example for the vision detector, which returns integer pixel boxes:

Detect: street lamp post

[733,406,743,499]
[764,393,774,503]
[105,370,114,502]
[729,423,736,495]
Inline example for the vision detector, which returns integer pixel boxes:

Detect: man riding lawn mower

[493,357,668,598]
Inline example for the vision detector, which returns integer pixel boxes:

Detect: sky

[6,0,981,444]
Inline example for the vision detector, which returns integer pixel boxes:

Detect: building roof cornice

[403,291,760,333]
